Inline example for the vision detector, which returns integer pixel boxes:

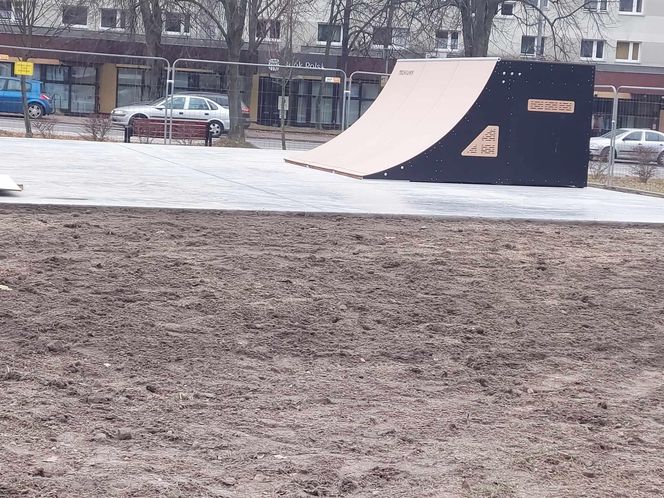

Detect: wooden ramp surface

[285,58,499,178]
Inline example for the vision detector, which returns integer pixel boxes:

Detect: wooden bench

[124,118,212,146]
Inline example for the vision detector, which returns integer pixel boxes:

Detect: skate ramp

[286,58,595,187]
[0,174,22,192]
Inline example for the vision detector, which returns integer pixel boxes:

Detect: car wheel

[209,120,224,138]
[129,114,148,126]
[658,152,664,166]
[27,103,44,119]
[599,147,610,161]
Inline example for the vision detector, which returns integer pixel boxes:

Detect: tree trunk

[20,75,33,138]
[139,0,164,99]
[459,1,496,57]
[280,76,287,150]
[227,43,245,141]
[315,1,337,130]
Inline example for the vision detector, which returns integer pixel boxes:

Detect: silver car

[590,128,664,164]
[111,94,230,137]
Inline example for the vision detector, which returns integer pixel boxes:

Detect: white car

[590,128,664,165]
[111,94,230,137]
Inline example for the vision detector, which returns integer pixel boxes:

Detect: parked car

[111,93,250,137]
[590,128,664,165]
[0,76,54,118]
[188,92,251,128]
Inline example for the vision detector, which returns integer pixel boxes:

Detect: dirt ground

[1,205,663,497]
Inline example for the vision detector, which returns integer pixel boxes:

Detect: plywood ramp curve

[285,58,499,178]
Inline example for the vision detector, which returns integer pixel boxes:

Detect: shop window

[436,30,459,51]
[62,6,88,27]
[619,0,643,14]
[615,41,640,62]
[101,8,126,29]
[257,19,281,40]
[317,23,341,44]
[580,40,605,60]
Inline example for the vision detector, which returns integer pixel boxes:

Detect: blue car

[0,76,54,118]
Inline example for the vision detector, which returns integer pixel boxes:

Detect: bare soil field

[1,205,663,497]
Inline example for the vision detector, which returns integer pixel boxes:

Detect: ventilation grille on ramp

[461,126,499,158]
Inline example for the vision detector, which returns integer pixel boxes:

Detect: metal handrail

[170,58,348,142]
[0,43,171,142]
[346,71,390,129]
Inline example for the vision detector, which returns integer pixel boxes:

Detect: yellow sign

[14,61,34,76]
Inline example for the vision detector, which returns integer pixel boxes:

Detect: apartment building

[432,0,664,133]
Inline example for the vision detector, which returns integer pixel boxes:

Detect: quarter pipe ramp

[285,58,595,187]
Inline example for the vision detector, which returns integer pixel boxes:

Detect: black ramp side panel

[367,60,595,187]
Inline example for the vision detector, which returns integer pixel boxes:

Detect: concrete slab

[2,137,664,223]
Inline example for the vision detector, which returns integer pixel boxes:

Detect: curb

[589,182,664,199]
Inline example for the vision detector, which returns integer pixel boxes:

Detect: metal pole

[608,90,619,186]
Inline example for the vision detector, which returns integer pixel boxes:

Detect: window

[619,0,643,14]
[101,8,126,29]
[521,35,545,56]
[165,12,190,34]
[436,30,459,51]
[373,27,409,47]
[498,2,515,16]
[62,6,88,27]
[646,131,664,142]
[525,0,548,8]
[187,97,209,110]
[257,19,281,40]
[616,41,640,62]
[585,0,608,11]
[623,131,642,141]
[317,23,341,43]
[0,0,12,19]
[5,78,30,91]
[580,40,605,60]
[163,96,186,109]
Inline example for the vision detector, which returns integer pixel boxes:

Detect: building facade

[1,0,663,132]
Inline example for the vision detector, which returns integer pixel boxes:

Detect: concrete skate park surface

[2,137,664,223]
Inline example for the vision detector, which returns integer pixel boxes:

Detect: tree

[0,0,86,136]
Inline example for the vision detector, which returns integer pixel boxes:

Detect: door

[0,77,7,112]
[618,131,643,160]
[2,78,24,113]
[183,96,211,121]
[644,131,664,162]
[151,95,186,120]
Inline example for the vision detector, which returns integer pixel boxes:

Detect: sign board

[268,58,280,72]
[0,54,9,61]
[324,76,341,84]
[278,96,289,111]
[14,61,34,76]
